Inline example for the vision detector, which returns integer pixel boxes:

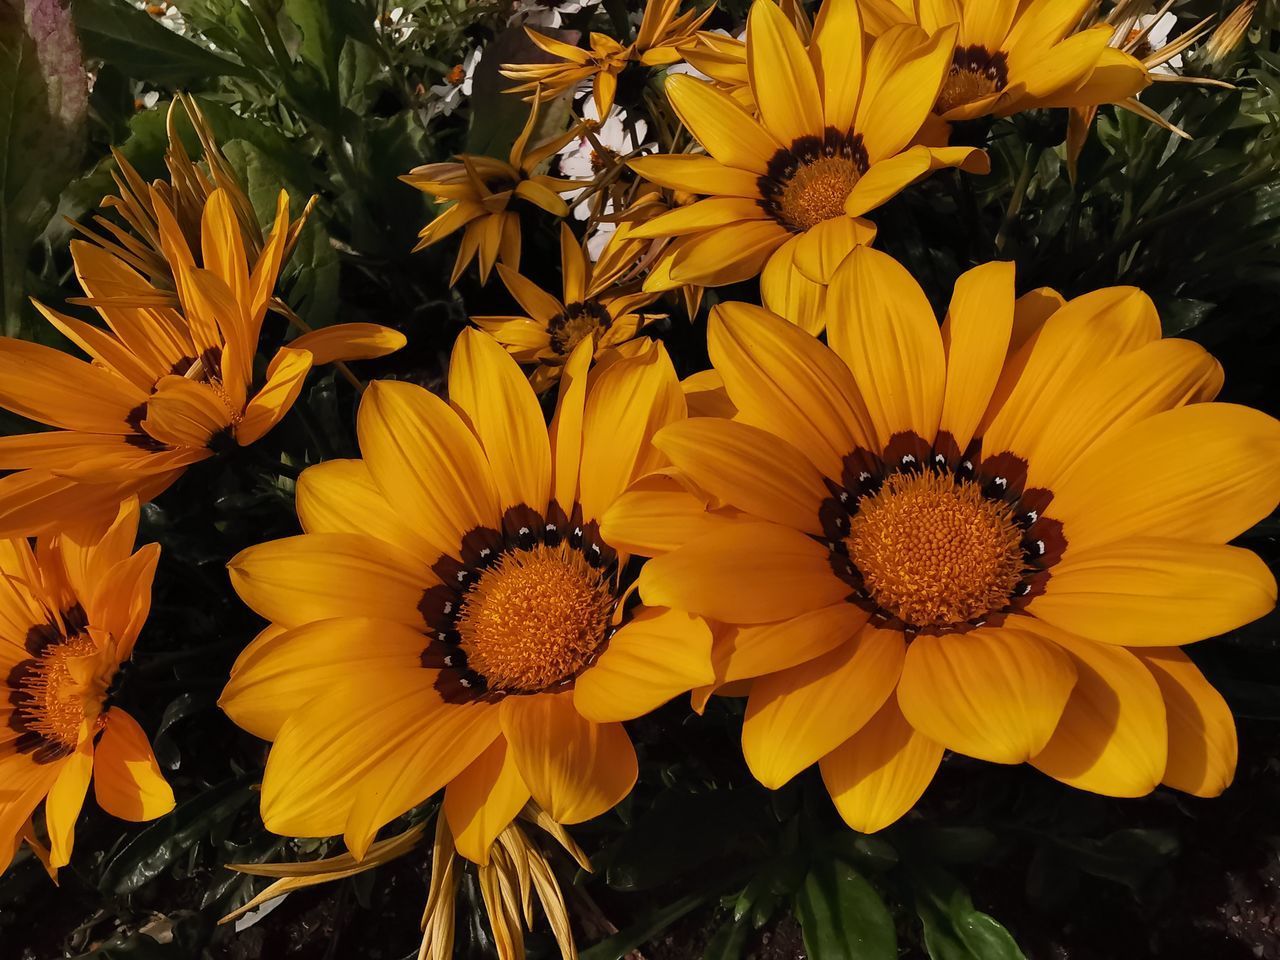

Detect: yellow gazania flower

[219,330,713,864]
[0,188,406,539]
[626,0,987,333]
[860,0,1150,122]
[501,0,713,117]
[474,224,665,391]
[403,97,585,284]
[635,246,1280,833]
[1,499,173,876]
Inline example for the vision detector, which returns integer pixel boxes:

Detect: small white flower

[427,47,483,119]
[374,6,416,42]
[1131,11,1181,73]
[509,0,602,29]
[136,0,186,35]
[558,99,656,222]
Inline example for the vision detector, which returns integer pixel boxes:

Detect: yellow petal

[1134,648,1236,798]
[627,196,769,240]
[938,260,1015,452]
[639,520,848,624]
[46,733,94,868]
[1026,338,1222,490]
[1026,621,1166,797]
[1030,539,1276,647]
[238,347,313,446]
[444,739,530,866]
[791,216,878,284]
[450,329,552,515]
[627,154,762,197]
[92,541,159,661]
[810,0,864,130]
[664,73,779,174]
[665,221,791,288]
[578,340,685,521]
[0,337,146,434]
[820,696,943,833]
[598,472,742,557]
[897,626,1078,764]
[712,604,868,684]
[746,0,824,143]
[824,245,946,449]
[142,376,231,449]
[228,533,431,630]
[959,0,1017,50]
[743,626,905,787]
[844,147,934,217]
[549,338,593,509]
[1046,403,1280,553]
[760,236,829,335]
[574,607,714,722]
[500,692,637,824]
[981,286,1160,461]
[495,263,564,324]
[858,23,956,163]
[653,417,827,533]
[708,301,876,478]
[219,617,428,741]
[288,323,407,365]
[295,459,437,564]
[357,380,501,557]
[92,708,175,821]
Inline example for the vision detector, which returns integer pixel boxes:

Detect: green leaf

[0,0,87,335]
[71,0,252,85]
[580,891,713,960]
[702,917,751,960]
[912,864,1026,960]
[98,774,256,893]
[794,858,897,960]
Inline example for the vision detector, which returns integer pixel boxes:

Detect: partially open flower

[403,96,586,283]
[501,0,713,117]
[474,224,665,391]
[1,499,172,877]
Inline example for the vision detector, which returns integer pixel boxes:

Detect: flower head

[862,0,1150,121]
[1,499,172,876]
[626,0,987,332]
[475,224,665,390]
[501,0,713,117]
[220,330,713,864]
[403,96,587,284]
[634,248,1279,832]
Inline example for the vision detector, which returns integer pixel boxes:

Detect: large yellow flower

[860,0,1149,121]
[474,224,665,391]
[1,499,173,876]
[219,330,713,863]
[403,97,585,284]
[635,247,1280,832]
[0,187,405,539]
[626,0,987,332]
[501,0,713,117]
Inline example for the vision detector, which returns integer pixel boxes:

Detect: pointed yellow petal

[93,708,174,821]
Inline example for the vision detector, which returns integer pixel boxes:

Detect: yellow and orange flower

[0,187,405,539]
[1,499,172,875]
[634,247,1279,832]
[219,330,713,864]
[474,224,665,390]
[403,97,586,284]
[859,0,1150,122]
[626,0,987,332]
[501,0,713,117]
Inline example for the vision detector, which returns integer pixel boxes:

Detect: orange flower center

[456,542,614,692]
[11,634,107,757]
[935,46,1009,115]
[761,129,868,233]
[846,472,1026,629]
[550,301,612,356]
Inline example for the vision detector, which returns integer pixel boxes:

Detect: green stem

[994,144,1040,254]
